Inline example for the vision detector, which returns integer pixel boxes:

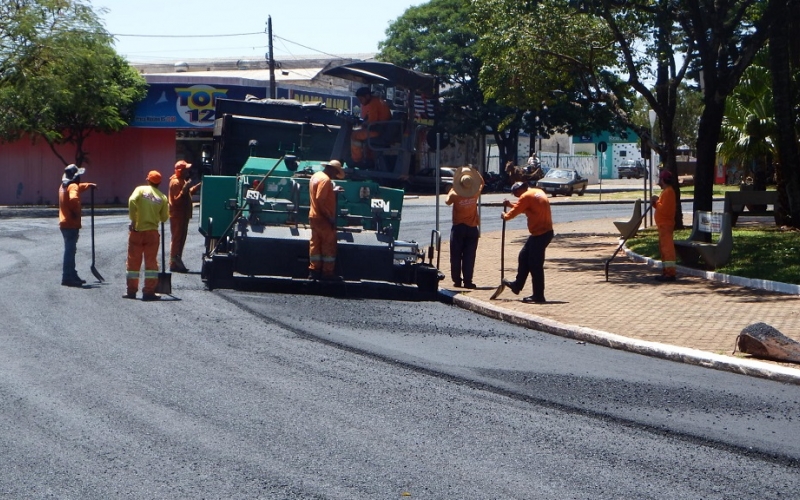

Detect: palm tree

[717,60,776,190]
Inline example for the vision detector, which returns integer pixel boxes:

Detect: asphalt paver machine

[198,62,444,291]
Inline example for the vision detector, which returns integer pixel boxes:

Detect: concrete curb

[0,207,129,219]
[443,289,800,385]
[622,247,800,295]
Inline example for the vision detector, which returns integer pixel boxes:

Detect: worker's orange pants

[169,213,190,264]
[309,218,337,276]
[126,229,160,295]
[657,224,676,277]
[350,128,379,163]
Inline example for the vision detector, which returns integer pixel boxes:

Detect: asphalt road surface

[1,211,798,499]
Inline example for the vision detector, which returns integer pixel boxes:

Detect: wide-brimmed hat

[62,164,85,182]
[452,166,482,197]
[322,159,345,179]
[147,170,162,184]
[174,160,192,172]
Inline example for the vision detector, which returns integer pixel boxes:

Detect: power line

[111,32,264,38]
[273,34,344,59]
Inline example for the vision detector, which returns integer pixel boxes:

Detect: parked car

[405,167,456,192]
[617,159,648,179]
[536,168,588,196]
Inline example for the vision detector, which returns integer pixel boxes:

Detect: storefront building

[0,57,360,206]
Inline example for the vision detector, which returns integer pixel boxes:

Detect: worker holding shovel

[58,164,96,288]
[499,181,554,304]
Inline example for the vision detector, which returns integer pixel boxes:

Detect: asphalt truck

[198,62,445,291]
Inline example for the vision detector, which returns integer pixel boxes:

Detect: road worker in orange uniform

[58,164,96,287]
[168,160,201,273]
[308,160,345,280]
[651,169,677,282]
[350,87,391,164]
[125,170,169,300]
[501,181,554,304]
[445,166,484,289]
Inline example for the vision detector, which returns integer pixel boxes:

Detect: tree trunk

[694,95,726,215]
[769,0,800,227]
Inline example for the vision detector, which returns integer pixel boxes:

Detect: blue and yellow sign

[132,83,267,128]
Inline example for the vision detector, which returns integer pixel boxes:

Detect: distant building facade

[0,55,367,205]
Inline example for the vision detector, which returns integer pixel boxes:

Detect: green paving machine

[198,62,444,291]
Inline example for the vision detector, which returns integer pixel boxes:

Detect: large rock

[736,323,800,364]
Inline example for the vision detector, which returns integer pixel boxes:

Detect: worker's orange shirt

[58,182,92,229]
[654,185,676,228]
[445,185,483,227]
[168,174,200,218]
[360,97,391,123]
[309,171,336,221]
[503,187,553,236]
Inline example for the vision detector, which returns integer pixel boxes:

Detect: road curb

[623,247,800,295]
[441,289,800,385]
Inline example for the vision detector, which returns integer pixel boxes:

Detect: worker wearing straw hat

[445,166,484,289]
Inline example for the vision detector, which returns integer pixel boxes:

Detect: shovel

[155,221,172,295]
[89,186,105,282]
[490,206,507,300]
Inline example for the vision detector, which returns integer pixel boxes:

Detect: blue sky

[94,0,428,62]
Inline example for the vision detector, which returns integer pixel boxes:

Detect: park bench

[613,199,643,238]
[723,190,779,226]
[673,210,733,270]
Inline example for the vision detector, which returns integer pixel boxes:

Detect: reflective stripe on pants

[127,229,160,295]
[657,224,677,277]
[309,218,337,276]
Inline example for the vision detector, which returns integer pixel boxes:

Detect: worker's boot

[170,256,189,273]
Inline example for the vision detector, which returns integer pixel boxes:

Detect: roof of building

[135,54,377,89]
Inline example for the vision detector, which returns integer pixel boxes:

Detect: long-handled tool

[89,186,105,282]
[156,221,172,295]
[604,203,653,281]
[490,206,508,300]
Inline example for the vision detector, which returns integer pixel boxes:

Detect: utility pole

[267,16,276,99]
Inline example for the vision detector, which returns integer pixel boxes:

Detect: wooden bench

[673,211,733,270]
[613,199,643,238]
[723,190,779,226]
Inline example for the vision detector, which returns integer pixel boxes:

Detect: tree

[0,0,147,167]
[473,0,779,225]
[678,0,776,214]
[473,0,689,225]
[674,85,704,151]
[717,59,776,189]
[767,0,800,226]
[377,0,527,170]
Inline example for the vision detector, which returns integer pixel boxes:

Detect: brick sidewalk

[441,217,800,362]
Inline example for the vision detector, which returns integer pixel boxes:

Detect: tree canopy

[0,0,147,166]
[378,0,526,167]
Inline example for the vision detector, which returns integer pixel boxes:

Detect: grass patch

[573,184,744,203]
[625,226,800,285]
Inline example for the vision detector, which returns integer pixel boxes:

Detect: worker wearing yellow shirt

[125,170,169,301]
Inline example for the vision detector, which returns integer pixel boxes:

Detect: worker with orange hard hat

[308,160,345,280]
[168,160,201,273]
[125,170,169,301]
